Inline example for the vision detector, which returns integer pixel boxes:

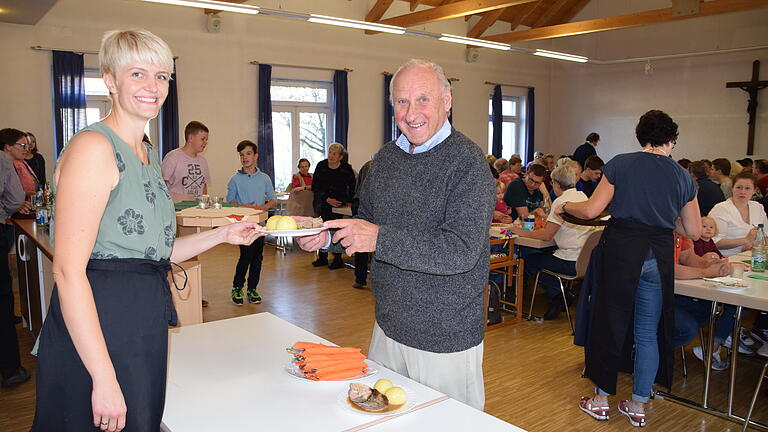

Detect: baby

[693,216,723,262]
[493,180,513,224]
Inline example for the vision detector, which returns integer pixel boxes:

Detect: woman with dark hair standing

[24,132,46,185]
[559,110,701,427]
[312,143,355,269]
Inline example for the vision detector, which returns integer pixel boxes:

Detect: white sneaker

[723,335,754,354]
[740,327,756,346]
[758,343,768,357]
[692,345,729,371]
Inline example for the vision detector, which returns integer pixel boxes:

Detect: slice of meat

[348,383,372,403]
[348,383,388,411]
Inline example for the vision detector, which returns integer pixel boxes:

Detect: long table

[660,254,768,430]
[161,312,526,432]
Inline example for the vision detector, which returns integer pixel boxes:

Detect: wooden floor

[2,242,767,431]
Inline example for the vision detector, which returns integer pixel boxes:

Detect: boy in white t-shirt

[162,121,211,202]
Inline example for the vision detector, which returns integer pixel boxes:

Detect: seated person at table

[693,216,724,259]
[709,171,768,256]
[503,163,547,221]
[493,180,513,224]
[672,233,738,370]
[710,158,733,199]
[511,166,595,320]
[690,160,724,216]
[575,155,603,198]
[290,158,313,193]
[226,140,276,305]
[496,156,521,186]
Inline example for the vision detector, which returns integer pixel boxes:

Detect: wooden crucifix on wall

[726,60,768,156]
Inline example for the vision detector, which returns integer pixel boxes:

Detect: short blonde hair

[100,29,174,78]
[551,165,577,189]
[701,216,718,235]
[328,142,345,157]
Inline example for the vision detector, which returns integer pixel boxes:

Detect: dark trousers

[354,253,369,284]
[232,237,265,290]
[673,295,735,348]
[523,251,576,299]
[0,224,20,377]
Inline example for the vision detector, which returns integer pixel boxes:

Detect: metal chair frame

[527,229,603,334]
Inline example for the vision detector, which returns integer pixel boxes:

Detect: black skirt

[31,258,176,432]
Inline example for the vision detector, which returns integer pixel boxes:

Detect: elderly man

[297,59,494,409]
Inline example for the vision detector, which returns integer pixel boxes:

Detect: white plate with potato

[263,215,326,237]
[338,380,414,416]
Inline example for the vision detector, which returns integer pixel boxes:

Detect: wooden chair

[286,189,314,217]
[527,229,603,334]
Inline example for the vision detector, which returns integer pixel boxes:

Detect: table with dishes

[160,312,526,432]
[659,251,768,430]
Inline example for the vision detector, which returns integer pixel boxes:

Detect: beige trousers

[368,322,485,411]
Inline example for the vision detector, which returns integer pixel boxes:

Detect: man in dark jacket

[690,160,724,216]
[573,132,599,168]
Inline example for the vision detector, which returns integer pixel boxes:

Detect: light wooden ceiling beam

[483,0,768,43]
[371,0,539,28]
[467,8,506,37]
[410,0,423,11]
[366,0,396,22]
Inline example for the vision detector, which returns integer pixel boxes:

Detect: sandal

[618,400,647,427]
[579,396,610,421]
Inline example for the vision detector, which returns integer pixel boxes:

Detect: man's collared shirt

[395,119,452,154]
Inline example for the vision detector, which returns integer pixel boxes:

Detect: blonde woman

[32,30,263,432]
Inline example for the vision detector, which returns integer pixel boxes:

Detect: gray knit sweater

[332,129,495,353]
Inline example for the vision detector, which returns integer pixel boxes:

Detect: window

[84,70,158,147]
[488,94,527,159]
[271,79,333,191]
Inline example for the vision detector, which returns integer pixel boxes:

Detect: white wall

[543,0,768,161]
[0,0,552,197]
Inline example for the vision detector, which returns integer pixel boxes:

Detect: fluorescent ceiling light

[533,49,588,63]
[138,0,260,15]
[307,14,405,34]
[438,34,511,51]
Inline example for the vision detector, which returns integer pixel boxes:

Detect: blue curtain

[257,64,274,182]
[52,51,87,157]
[526,87,535,163]
[383,74,398,143]
[491,85,503,158]
[333,70,349,148]
[159,59,179,159]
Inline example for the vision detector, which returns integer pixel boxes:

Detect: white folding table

[161,312,526,431]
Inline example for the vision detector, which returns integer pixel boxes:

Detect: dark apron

[582,218,676,394]
[32,258,176,432]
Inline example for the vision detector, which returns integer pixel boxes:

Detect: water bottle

[752,224,766,272]
[523,216,535,231]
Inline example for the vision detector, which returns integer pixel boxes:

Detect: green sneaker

[246,287,262,304]
[231,286,243,306]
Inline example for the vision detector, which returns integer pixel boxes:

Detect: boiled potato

[275,216,298,230]
[373,379,393,394]
[265,215,283,230]
[384,387,407,405]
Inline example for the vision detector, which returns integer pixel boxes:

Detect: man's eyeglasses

[525,177,543,186]
[13,142,28,148]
